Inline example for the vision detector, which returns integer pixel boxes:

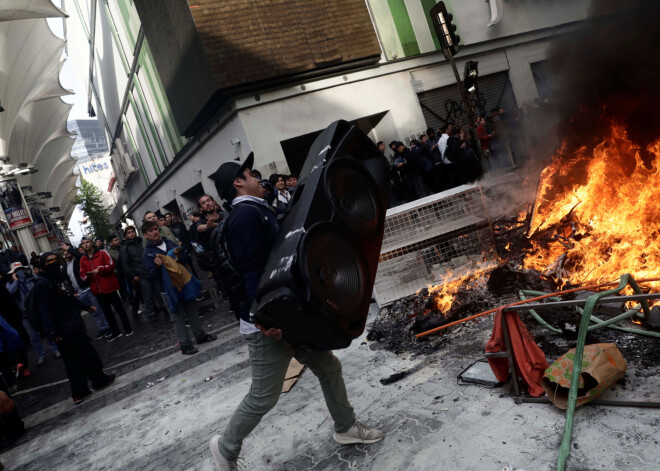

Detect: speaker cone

[326,156,382,238]
[300,224,368,317]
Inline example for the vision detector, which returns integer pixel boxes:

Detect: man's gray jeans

[217,332,355,460]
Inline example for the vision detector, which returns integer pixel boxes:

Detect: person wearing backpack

[33,252,116,405]
[141,221,216,355]
[6,262,60,366]
[207,153,383,470]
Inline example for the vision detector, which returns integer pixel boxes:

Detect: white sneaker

[333,420,385,445]
[209,435,244,470]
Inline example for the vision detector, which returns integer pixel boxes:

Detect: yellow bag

[541,343,627,409]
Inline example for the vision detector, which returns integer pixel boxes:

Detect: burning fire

[526,122,660,291]
[423,266,494,313]
[415,122,659,320]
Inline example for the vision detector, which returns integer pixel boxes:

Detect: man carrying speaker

[207,153,384,471]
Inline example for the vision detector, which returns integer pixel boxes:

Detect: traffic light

[464,60,479,93]
[430,1,460,57]
[253,120,390,351]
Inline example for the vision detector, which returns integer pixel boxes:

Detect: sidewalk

[2,304,658,470]
[9,290,237,418]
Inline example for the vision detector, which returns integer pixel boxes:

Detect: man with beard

[196,195,223,251]
[33,252,115,404]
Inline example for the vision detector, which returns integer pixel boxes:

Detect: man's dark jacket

[226,200,279,323]
[170,222,191,248]
[34,276,92,340]
[119,236,149,280]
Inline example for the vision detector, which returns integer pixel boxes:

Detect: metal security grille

[373,185,497,306]
[418,71,517,131]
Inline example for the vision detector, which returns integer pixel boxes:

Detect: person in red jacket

[79,237,132,341]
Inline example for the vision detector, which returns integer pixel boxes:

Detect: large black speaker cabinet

[253,120,390,350]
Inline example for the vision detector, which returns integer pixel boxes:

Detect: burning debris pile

[524,122,660,291]
[368,123,660,366]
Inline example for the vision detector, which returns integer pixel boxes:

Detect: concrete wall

[365,0,591,58]
[128,112,250,221]
[451,0,591,46]
[238,71,427,174]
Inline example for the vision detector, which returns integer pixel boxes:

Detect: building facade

[65,0,592,228]
[69,118,109,158]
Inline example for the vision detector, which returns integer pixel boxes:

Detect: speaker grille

[301,224,368,317]
[326,157,381,237]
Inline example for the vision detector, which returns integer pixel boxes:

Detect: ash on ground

[367,264,660,372]
[367,265,554,356]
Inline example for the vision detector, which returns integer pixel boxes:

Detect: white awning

[0,16,76,227]
[0,18,71,158]
[0,0,67,22]
[9,97,74,164]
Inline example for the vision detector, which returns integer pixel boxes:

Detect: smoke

[480,0,660,219]
[550,0,660,150]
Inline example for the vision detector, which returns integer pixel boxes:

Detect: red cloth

[79,249,120,295]
[486,307,549,397]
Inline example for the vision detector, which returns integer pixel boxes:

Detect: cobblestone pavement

[10,288,237,418]
[2,305,659,471]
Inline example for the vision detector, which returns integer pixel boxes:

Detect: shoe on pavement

[95,331,106,340]
[333,420,385,445]
[54,352,62,359]
[73,391,93,405]
[181,344,198,355]
[106,332,123,342]
[196,333,217,345]
[8,383,18,394]
[37,357,46,367]
[209,435,245,470]
[94,373,116,390]
[125,330,134,337]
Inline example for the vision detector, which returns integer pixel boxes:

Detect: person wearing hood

[119,225,159,322]
[6,262,60,365]
[78,237,132,341]
[141,220,216,355]
[33,252,116,405]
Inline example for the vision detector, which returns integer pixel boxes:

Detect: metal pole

[443,48,483,159]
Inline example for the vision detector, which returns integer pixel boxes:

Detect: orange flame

[525,122,660,292]
[424,265,495,313]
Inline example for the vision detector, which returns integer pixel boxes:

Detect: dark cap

[208,152,254,201]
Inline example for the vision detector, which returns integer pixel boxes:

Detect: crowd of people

[0,207,225,424]
[381,101,554,207]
